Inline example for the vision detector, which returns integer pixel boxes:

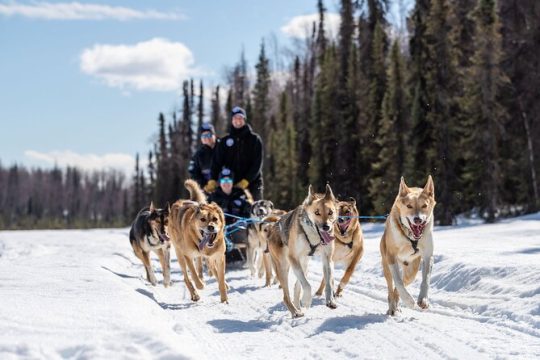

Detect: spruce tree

[369,41,409,215]
[461,0,508,222]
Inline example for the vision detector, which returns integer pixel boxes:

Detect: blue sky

[1,0,345,174]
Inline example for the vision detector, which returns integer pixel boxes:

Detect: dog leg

[174,247,199,302]
[271,248,303,318]
[257,250,265,278]
[382,255,399,315]
[290,257,312,309]
[247,242,256,277]
[389,262,415,309]
[157,248,171,287]
[186,256,205,290]
[196,257,204,282]
[263,252,273,287]
[336,245,364,297]
[418,255,433,309]
[322,254,337,309]
[293,280,301,308]
[141,251,157,286]
[315,277,326,297]
[216,255,228,304]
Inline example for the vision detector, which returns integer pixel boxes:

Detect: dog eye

[422,204,427,208]
[200,217,206,222]
[212,217,218,222]
[315,210,320,216]
[407,205,413,209]
[328,210,333,216]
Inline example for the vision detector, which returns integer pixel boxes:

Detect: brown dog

[169,180,228,303]
[380,176,436,315]
[315,198,364,297]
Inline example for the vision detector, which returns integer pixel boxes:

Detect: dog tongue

[198,235,209,250]
[320,230,334,245]
[339,220,351,234]
[159,233,170,243]
[411,224,424,238]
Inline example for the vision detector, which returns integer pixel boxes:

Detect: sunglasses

[201,133,213,139]
[220,178,233,184]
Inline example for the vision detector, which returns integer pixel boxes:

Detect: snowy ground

[1,214,539,359]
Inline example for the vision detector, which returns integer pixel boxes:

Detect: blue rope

[339,215,388,220]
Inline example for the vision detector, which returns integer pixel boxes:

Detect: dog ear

[161,203,170,216]
[423,175,435,198]
[399,177,410,197]
[304,185,315,205]
[324,184,335,202]
[348,197,356,207]
[149,201,156,212]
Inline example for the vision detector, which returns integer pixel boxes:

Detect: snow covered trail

[1,214,539,359]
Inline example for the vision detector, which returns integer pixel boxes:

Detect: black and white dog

[129,202,171,287]
[246,200,275,278]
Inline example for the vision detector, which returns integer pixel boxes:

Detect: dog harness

[277,208,320,256]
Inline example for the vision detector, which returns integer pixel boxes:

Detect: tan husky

[380,176,436,315]
[268,184,338,318]
[169,180,228,303]
[315,198,364,297]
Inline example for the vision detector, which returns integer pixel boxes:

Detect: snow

[1,214,539,359]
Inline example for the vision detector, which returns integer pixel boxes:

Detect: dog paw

[335,286,344,297]
[292,311,304,318]
[417,298,429,309]
[163,281,171,288]
[314,290,323,297]
[191,293,200,302]
[326,301,337,309]
[301,296,312,309]
[386,307,402,316]
[221,299,229,304]
[195,281,205,290]
[402,295,416,309]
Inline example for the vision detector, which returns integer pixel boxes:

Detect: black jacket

[188,144,215,187]
[211,125,263,184]
[208,188,251,225]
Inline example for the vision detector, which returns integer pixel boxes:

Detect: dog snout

[413,216,422,224]
[322,224,331,232]
[207,225,215,232]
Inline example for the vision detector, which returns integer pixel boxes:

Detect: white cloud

[0,1,184,21]
[24,150,138,175]
[80,38,202,92]
[281,13,341,39]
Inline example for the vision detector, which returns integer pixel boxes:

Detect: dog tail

[185,179,207,204]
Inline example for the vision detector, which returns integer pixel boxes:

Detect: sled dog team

[129,176,436,318]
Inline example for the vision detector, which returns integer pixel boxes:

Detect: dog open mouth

[318,228,335,245]
[159,233,170,244]
[337,218,351,235]
[199,230,217,250]
[407,219,426,240]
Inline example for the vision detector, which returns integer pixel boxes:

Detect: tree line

[3,0,538,230]
[0,163,129,229]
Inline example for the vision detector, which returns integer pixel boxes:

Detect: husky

[129,203,171,287]
[380,176,436,315]
[247,200,275,278]
[315,198,364,297]
[268,184,338,318]
[169,180,228,303]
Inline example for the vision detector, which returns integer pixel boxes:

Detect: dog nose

[414,217,422,224]
[338,218,345,223]
[322,224,330,232]
[207,225,215,232]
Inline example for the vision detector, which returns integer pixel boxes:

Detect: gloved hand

[204,180,217,193]
[235,179,249,190]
